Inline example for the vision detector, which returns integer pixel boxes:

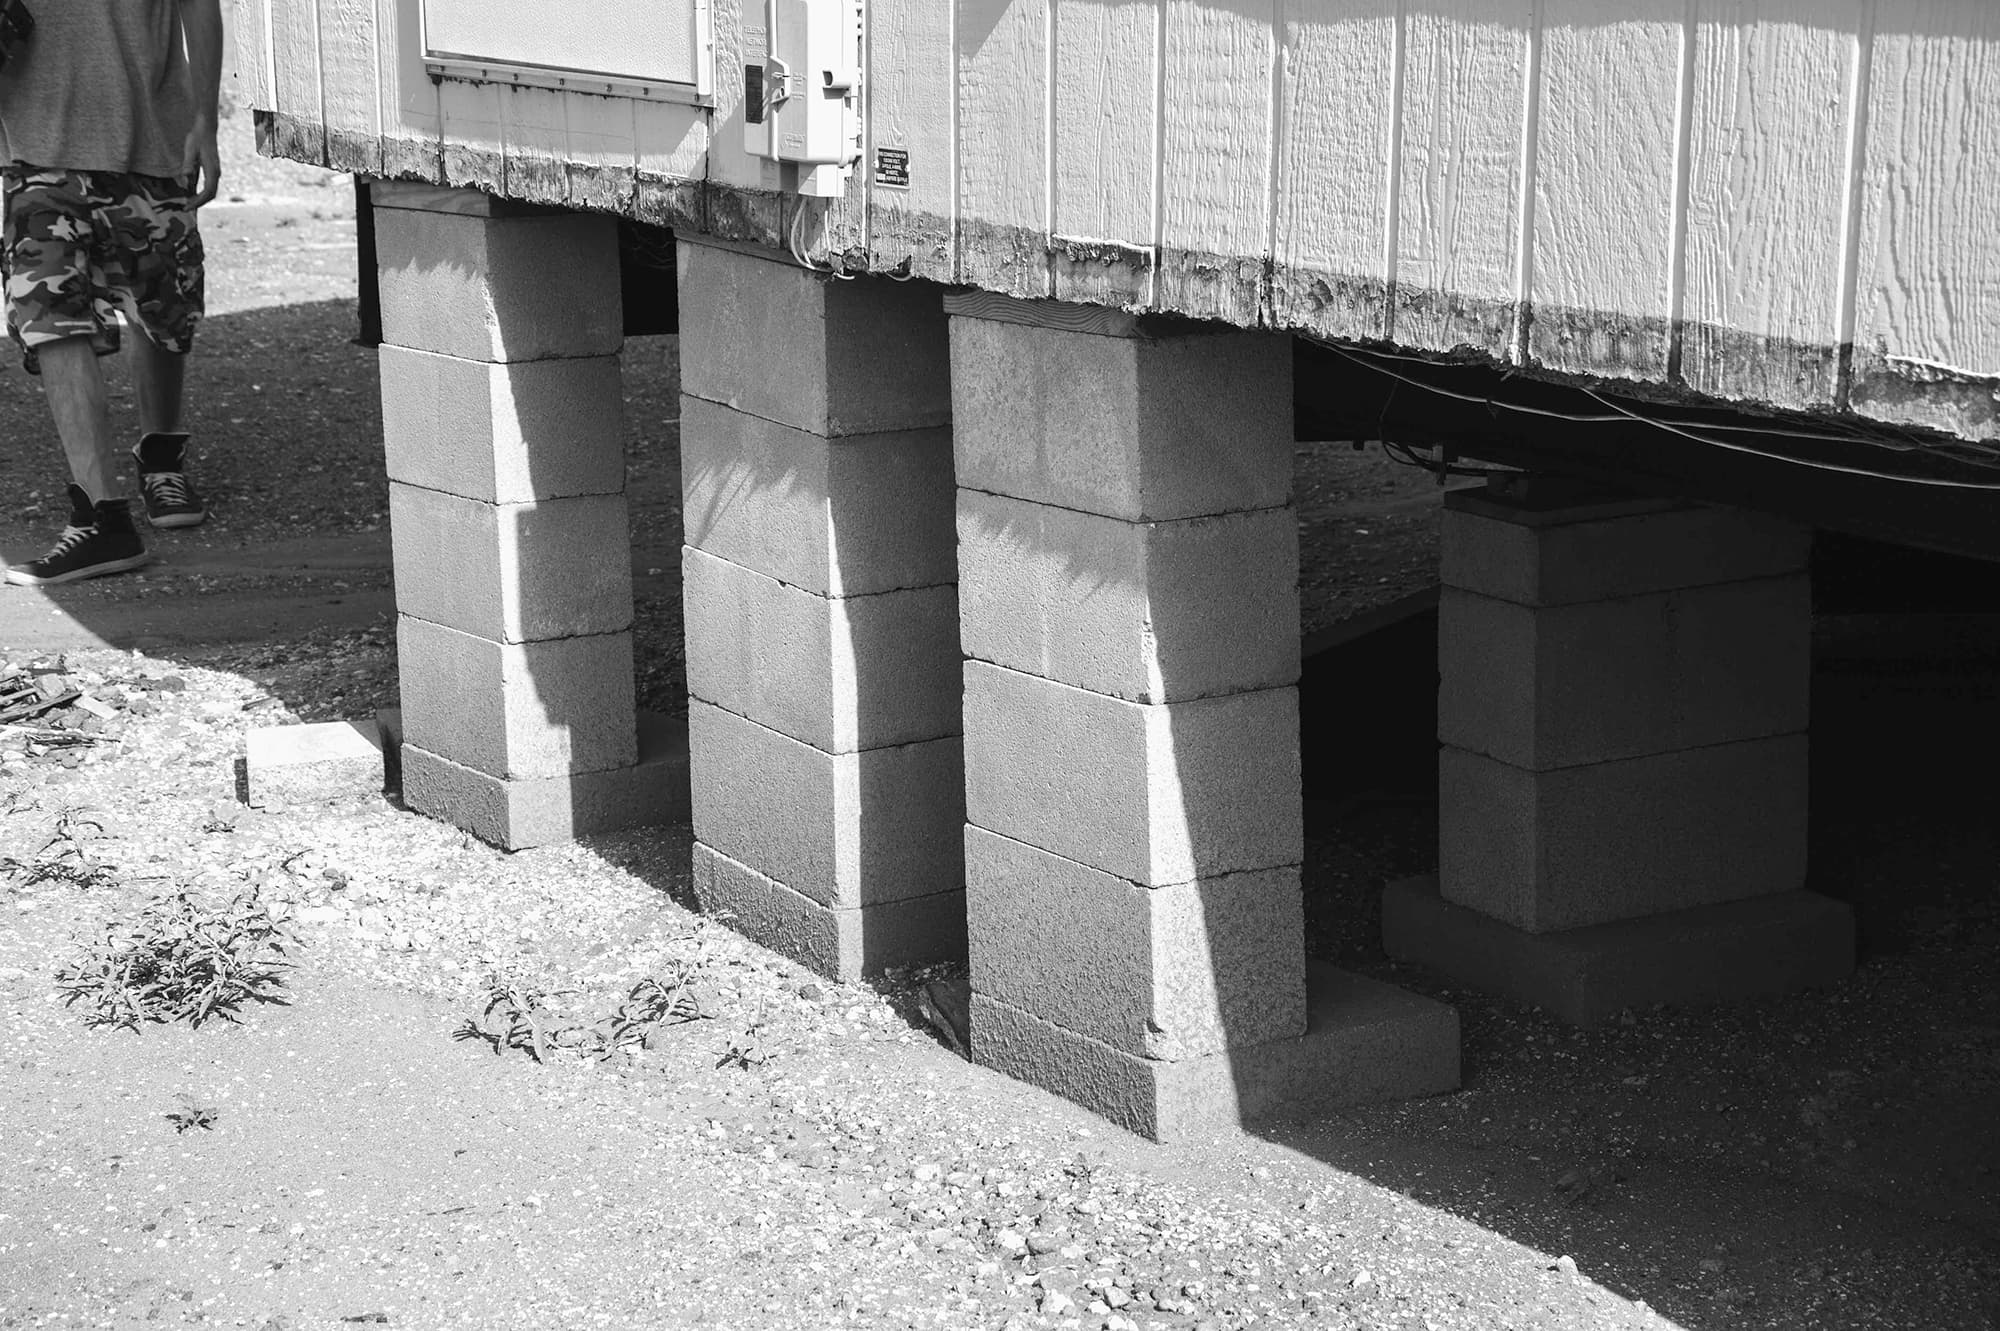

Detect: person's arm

[176,0,222,205]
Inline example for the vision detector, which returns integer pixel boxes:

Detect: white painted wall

[238,0,2000,441]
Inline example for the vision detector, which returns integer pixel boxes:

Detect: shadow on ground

[1279,594,2000,1331]
[0,299,689,719]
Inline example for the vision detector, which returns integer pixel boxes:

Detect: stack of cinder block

[946,295,1458,1141]
[677,241,967,980]
[373,184,662,849]
[1386,482,1852,1021]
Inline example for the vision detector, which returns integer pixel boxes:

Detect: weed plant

[56,888,294,1030]
[1,804,117,890]
[456,963,713,1063]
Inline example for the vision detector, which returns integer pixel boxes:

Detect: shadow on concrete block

[378,707,690,851]
[1382,875,1854,1027]
[969,962,1459,1144]
[690,840,967,983]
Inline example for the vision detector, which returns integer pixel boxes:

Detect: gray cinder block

[398,713,688,851]
[949,317,1291,521]
[692,841,966,982]
[374,205,621,364]
[681,547,960,752]
[397,617,637,780]
[969,964,1459,1144]
[957,490,1299,703]
[1441,493,1810,606]
[390,484,634,645]
[686,701,964,910]
[677,239,952,436]
[963,660,1302,885]
[965,826,1305,1061]
[679,397,957,596]
[1438,736,1810,933]
[1383,876,1853,1027]
[380,348,626,504]
[1438,576,1810,770]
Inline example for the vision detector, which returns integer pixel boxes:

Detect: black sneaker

[132,432,207,528]
[5,485,152,586]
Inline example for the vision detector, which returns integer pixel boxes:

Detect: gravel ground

[1,651,1685,1331]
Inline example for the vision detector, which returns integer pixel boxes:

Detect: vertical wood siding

[242,0,2000,441]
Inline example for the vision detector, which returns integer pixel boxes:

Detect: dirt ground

[1,93,1997,1331]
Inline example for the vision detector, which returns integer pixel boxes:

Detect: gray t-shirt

[0,0,196,177]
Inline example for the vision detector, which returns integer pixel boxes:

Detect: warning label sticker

[875,147,910,189]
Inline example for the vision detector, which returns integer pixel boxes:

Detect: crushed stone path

[0,647,1667,1331]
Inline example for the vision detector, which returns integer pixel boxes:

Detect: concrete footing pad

[690,841,967,982]
[244,720,385,808]
[383,709,690,851]
[969,963,1459,1143]
[1382,875,1854,1026]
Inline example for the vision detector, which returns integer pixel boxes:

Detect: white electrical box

[744,0,863,197]
[422,0,715,104]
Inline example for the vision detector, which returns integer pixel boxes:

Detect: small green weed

[2,805,117,890]
[455,977,579,1063]
[165,1094,219,1134]
[455,963,713,1064]
[56,889,294,1031]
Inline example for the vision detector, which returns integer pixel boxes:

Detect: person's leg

[3,167,152,584]
[5,332,150,585]
[35,335,121,500]
[131,331,187,435]
[120,171,207,527]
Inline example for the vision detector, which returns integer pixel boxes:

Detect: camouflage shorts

[1,164,205,375]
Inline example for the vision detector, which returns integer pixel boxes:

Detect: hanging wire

[1311,338,2000,491]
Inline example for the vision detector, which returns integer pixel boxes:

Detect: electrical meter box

[744,0,863,197]
[421,0,715,103]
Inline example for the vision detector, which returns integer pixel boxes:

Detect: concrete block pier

[677,239,967,981]
[947,294,1458,1141]
[374,183,677,850]
[1385,479,1854,1023]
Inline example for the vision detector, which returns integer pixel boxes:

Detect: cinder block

[244,721,383,807]
[375,206,621,363]
[399,717,689,851]
[692,841,967,981]
[949,316,1291,521]
[1441,495,1809,606]
[397,617,636,779]
[390,484,634,644]
[676,239,951,436]
[958,490,1298,702]
[1438,736,1808,933]
[1383,875,1853,1026]
[966,826,1304,1060]
[379,347,625,502]
[1438,576,1810,770]
[687,701,964,909]
[963,661,1301,885]
[969,963,1459,1143]
[682,548,959,752]
[680,396,955,595]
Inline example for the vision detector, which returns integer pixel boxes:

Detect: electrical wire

[1318,337,1937,452]
[1315,340,2000,491]
[786,196,851,279]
